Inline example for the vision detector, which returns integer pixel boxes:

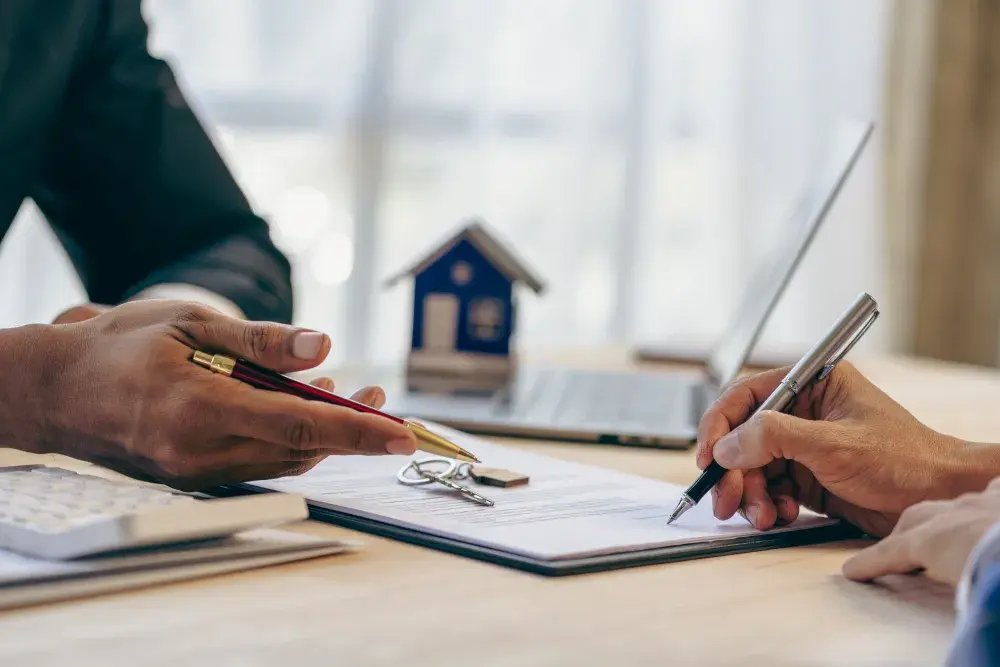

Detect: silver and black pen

[666,292,880,525]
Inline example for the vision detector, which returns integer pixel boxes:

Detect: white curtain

[0,0,889,366]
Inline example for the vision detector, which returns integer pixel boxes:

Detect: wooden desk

[0,353,995,666]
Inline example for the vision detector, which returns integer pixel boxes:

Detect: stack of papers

[0,529,351,610]
[242,423,856,575]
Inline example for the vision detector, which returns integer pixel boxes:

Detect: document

[247,424,844,570]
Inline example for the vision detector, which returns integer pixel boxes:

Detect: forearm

[0,324,58,455]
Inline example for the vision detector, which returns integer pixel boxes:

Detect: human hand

[308,376,387,411]
[52,303,110,324]
[695,362,997,537]
[27,300,415,490]
[843,479,1000,586]
[54,304,373,405]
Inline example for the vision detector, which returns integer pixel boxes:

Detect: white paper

[250,424,837,561]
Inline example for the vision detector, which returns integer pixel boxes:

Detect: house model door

[422,293,459,352]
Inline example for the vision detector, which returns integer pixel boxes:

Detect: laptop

[369,120,874,449]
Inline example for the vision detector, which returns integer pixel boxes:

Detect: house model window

[451,261,473,286]
[468,297,505,341]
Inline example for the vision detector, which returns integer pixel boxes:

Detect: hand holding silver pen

[667,292,880,525]
[679,292,1000,539]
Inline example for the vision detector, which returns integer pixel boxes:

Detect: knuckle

[740,368,785,393]
[716,375,747,402]
[166,303,215,344]
[720,377,751,402]
[734,370,765,389]
[241,324,282,359]
[752,410,783,439]
[285,416,321,450]
[820,361,861,405]
[338,417,369,453]
[748,367,780,384]
[346,426,365,453]
[283,464,308,477]
[287,457,323,477]
[694,439,711,462]
[288,447,318,464]
[171,302,213,326]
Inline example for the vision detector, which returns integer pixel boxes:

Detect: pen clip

[815,309,880,381]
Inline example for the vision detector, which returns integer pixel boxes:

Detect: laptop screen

[703,120,874,390]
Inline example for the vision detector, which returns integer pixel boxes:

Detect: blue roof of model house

[384,221,546,293]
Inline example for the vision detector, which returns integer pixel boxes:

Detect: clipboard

[212,488,861,577]
[213,421,863,577]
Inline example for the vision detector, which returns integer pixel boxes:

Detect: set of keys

[396,457,530,507]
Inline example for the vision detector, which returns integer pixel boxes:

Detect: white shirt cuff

[130,283,246,319]
[956,518,1000,617]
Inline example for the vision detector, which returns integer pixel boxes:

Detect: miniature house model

[384,221,545,378]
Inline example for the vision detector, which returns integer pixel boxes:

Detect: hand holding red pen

[10,300,418,490]
[190,352,479,462]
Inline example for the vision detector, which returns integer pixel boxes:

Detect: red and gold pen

[191,351,480,463]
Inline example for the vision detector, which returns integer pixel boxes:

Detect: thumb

[174,307,331,373]
[713,410,827,470]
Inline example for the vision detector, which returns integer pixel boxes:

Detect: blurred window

[0,0,889,362]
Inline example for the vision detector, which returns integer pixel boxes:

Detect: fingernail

[746,503,759,527]
[386,438,416,456]
[292,331,326,360]
[714,435,740,466]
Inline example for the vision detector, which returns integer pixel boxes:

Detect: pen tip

[406,421,480,463]
[666,496,693,526]
[456,448,480,464]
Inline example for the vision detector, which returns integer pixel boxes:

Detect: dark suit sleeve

[30,0,293,323]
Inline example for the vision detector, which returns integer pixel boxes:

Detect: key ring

[396,457,494,506]
[397,458,459,485]
[396,458,473,485]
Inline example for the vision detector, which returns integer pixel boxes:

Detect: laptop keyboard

[511,369,697,428]
[382,366,707,441]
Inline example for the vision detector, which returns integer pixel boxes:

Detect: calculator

[0,465,307,560]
